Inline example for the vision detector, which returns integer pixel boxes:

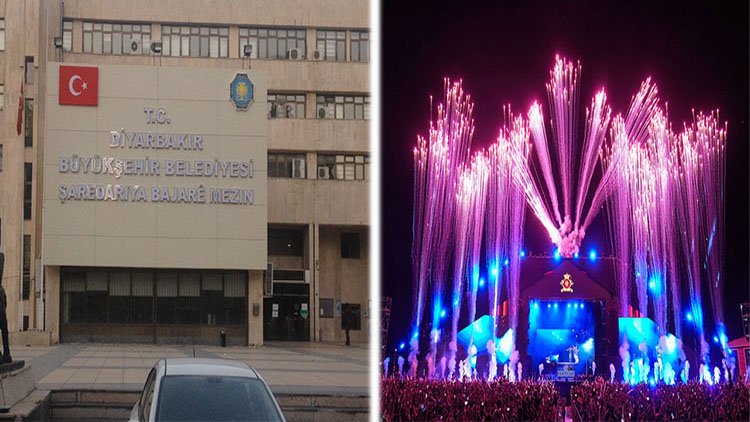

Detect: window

[268,153,306,178]
[0,84,4,108]
[0,19,5,51]
[63,20,73,52]
[268,93,305,119]
[317,154,369,180]
[341,303,361,331]
[0,144,3,172]
[24,163,32,219]
[316,30,345,61]
[24,57,34,84]
[341,233,361,259]
[268,228,304,256]
[22,235,30,300]
[162,25,228,58]
[24,99,33,147]
[83,21,151,55]
[316,94,369,120]
[239,27,306,59]
[350,30,369,62]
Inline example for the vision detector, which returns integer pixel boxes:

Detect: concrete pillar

[247,270,263,346]
[44,265,59,344]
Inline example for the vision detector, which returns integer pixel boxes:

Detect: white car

[129,358,285,422]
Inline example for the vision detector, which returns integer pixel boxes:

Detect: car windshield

[154,375,283,422]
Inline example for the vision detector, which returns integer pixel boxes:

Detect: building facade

[0,0,370,346]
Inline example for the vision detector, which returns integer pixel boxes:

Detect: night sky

[381,1,749,352]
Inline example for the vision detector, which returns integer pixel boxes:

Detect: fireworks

[408,55,727,379]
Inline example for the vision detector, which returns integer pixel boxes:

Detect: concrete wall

[317,225,369,343]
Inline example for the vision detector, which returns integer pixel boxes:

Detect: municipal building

[0,0,370,346]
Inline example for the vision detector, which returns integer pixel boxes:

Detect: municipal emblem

[229,73,254,110]
[560,273,574,293]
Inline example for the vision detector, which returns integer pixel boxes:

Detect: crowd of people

[571,377,750,421]
[381,377,560,421]
[382,375,749,421]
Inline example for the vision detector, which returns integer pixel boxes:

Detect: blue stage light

[573,252,579,259]
[490,265,499,277]
[533,302,539,309]
[588,249,597,261]
[554,303,559,309]
[547,303,551,309]
[503,258,510,267]
[479,278,486,288]
[712,335,719,344]
[440,309,446,318]
[567,303,571,308]
[686,312,693,322]
[554,249,562,260]
[399,342,406,350]
[412,329,419,339]
[520,250,526,258]
[581,338,594,353]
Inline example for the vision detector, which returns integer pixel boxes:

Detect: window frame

[239,27,306,60]
[162,24,228,58]
[350,30,369,62]
[268,152,307,179]
[267,93,306,119]
[315,29,346,61]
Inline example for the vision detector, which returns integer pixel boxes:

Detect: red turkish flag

[59,65,98,106]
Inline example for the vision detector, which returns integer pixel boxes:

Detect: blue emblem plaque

[229,73,254,110]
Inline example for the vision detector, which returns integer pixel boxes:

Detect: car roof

[162,358,259,378]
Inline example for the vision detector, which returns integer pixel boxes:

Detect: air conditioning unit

[129,39,141,54]
[291,158,305,179]
[317,166,330,179]
[286,48,303,60]
[312,50,323,60]
[317,105,327,119]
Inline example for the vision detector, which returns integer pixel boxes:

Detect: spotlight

[573,252,580,259]
[713,335,719,344]
[547,303,551,309]
[490,266,499,277]
[503,258,510,267]
[567,303,571,308]
[440,309,446,318]
[533,302,539,309]
[399,342,406,350]
[554,303,559,309]
[686,312,693,322]
[520,250,526,258]
[554,249,562,260]
[588,250,597,261]
[479,278,486,288]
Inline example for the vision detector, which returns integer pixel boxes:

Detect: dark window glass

[341,303,361,330]
[268,228,304,256]
[24,163,32,219]
[341,233,360,259]
[24,99,33,147]
[22,235,30,299]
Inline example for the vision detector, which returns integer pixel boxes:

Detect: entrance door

[263,282,310,341]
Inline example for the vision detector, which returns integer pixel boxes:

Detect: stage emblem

[230,73,254,110]
[560,273,574,293]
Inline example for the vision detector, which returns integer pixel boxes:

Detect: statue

[0,252,11,363]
